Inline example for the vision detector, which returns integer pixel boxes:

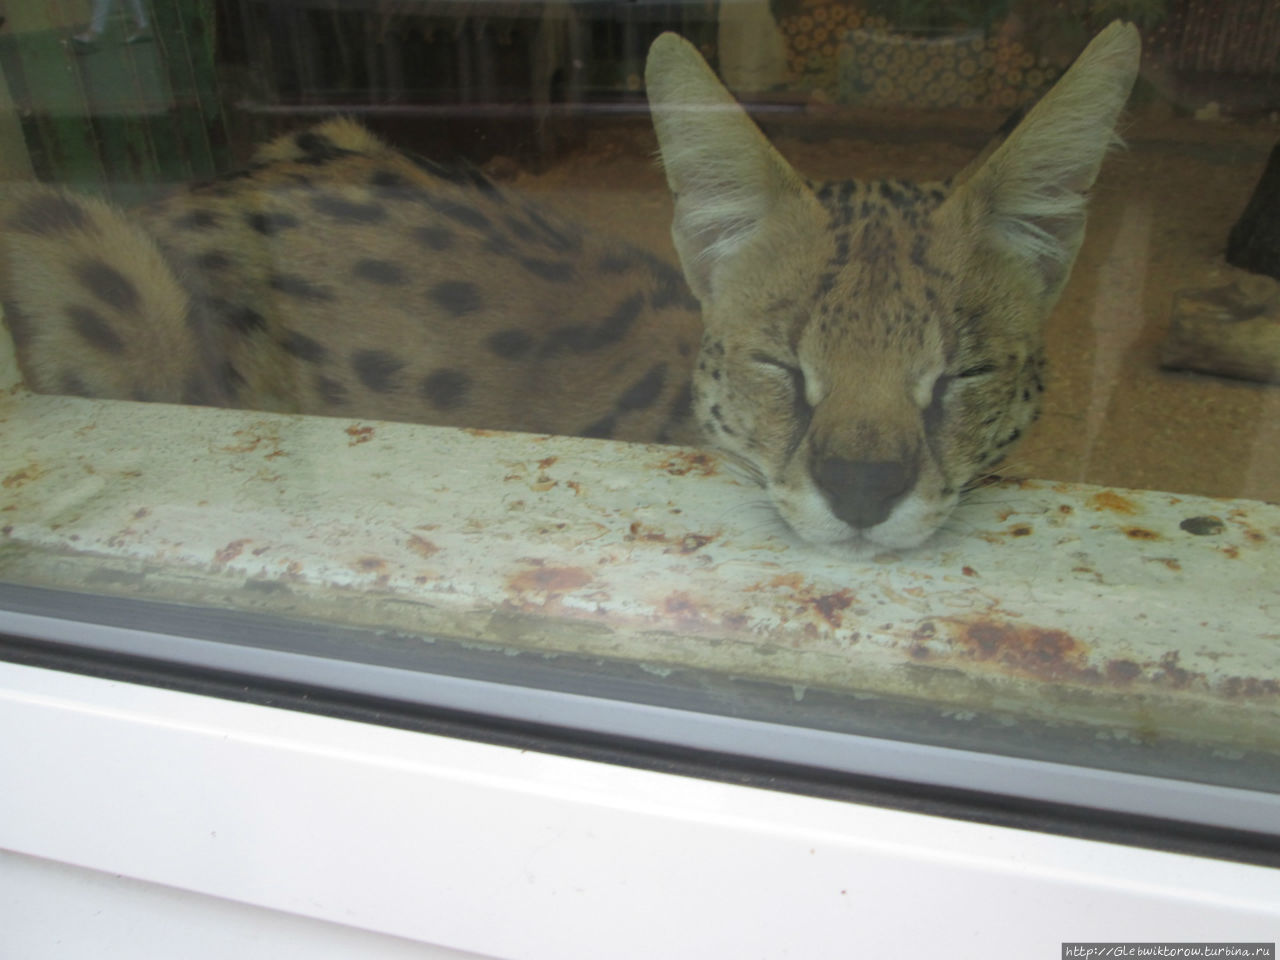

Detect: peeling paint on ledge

[1,381,1279,757]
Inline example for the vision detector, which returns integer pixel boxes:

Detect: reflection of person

[71,0,152,51]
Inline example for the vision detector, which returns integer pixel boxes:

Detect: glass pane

[1,0,1277,828]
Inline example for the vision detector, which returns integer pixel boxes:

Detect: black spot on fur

[656,381,695,443]
[581,415,617,439]
[10,193,92,234]
[174,209,220,230]
[646,256,698,311]
[294,131,355,164]
[67,305,125,353]
[483,235,517,258]
[354,259,406,285]
[270,273,334,302]
[488,329,534,359]
[503,214,537,244]
[596,293,644,347]
[524,206,580,253]
[247,211,300,235]
[280,329,329,363]
[76,260,140,313]
[413,225,454,250]
[351,350,404,392]
[519,258,574,282]
[369,169,408,191]
[196,250,233,271]
[315,374,347,405]
[222,162,268,181]
[424,197,491,231]
[598,251,634,273]
[618,363,666,411]
[310,193,386,224]
[421,368,471,410]
[213,300,267,336]
[408,153,495,192]
[542,292,645,355]
[428,281,482,316]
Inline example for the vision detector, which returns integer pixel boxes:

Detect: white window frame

[3,659,1279,960]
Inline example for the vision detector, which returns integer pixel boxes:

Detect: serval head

[645,21,1140,550]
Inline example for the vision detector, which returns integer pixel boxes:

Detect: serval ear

[945,20,1141,305]
[645,32,812,303]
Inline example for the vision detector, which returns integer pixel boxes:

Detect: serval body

[1,22,1141,550]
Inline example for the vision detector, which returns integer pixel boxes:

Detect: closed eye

[957,362,997,379]
[923,373,953,434]
[750,352,813,432]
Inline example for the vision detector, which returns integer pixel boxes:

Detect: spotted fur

[0,22,1140,550]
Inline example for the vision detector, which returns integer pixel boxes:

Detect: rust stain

[962,566,978,577]
[663,591,704,624]
[1058,504,1073,515]
[2,464,39,489]
[1124,527,1161,541]
[927,618,1098,684]
[625,522,715,555]
[764,572,806,591]
[508,565,592,594]
[537,456,558,470]
[1220,676,1280,698]
[345,424,375,446]
[1106,659,1142,683]
[1220,545,1240,559]
[753,572,856,629]
[811,590,854,628]
[406,535,440,559]
[1155,651,1192,689]
[1009,524,1032,537]
[678,533,714,554]
[355,556,386,572]
[218,431,261,454]
[1142,556,1181,571]
[566,480,584,495]
[464,427,498,438]
[627,521,667,543]
[657,450,718,477]
[1089,491,1138,515]
[214,539,250,565]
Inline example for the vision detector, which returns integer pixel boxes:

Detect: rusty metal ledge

[1,363,1278,769]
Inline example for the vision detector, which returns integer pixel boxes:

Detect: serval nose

[814,456,917,530]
